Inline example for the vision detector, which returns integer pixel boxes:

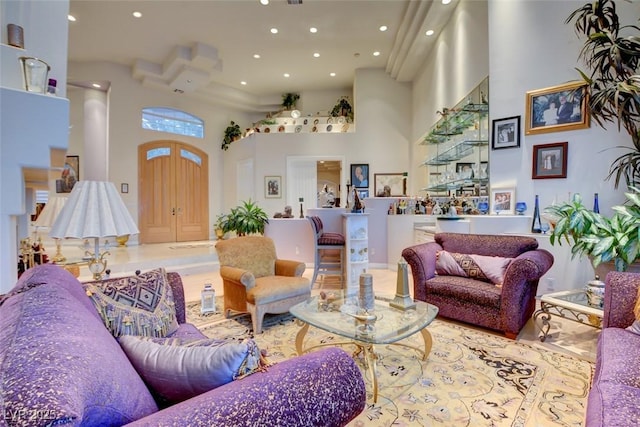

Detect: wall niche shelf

[420,77,489,196]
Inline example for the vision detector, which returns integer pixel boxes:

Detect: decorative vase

[515,201,527,215]
[585,276,605,308]
[531,195,542,233]
[593,193,600,213]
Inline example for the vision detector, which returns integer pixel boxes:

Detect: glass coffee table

[533,289,604,342]
[289,293,439,402]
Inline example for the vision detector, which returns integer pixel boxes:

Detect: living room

[2,0,640,426]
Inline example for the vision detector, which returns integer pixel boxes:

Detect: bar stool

[306,216,345,288]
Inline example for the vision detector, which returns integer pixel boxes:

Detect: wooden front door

[138,141,209,243]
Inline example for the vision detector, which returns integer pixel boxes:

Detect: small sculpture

[273,205,294,218]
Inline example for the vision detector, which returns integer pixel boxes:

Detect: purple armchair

[586,271,640,427]
[402,232,553,339]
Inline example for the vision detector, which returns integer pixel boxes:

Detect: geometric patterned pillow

[436,250,513,287]
[83,267,179,338]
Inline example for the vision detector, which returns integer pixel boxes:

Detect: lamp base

[51,239,66,263]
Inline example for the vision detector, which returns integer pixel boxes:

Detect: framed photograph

[525,81,589,135]
[121,183,129,194]
[532,141,568,179]
[264,175,282,198]
[491,188,515,215]
[56,155,79,193]
[374,173,406,197]
[492,116,520,149]
[350,163,369,188]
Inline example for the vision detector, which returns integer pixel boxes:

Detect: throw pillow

[436,250,513,286]
[84,267,179,338]
[118,336,269,404]
[627,287,640,334]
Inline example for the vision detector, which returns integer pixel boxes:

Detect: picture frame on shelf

[532,141,568,179]
[350,164,369,188]
[374,173,406,197]
[264,175,282,198]
[491,116,520,149]
[525,81,589,135]
[56,155,79,193]
[491,188,515,215]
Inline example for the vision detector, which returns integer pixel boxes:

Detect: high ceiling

[67,0,457,111]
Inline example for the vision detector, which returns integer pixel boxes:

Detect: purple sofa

[586,271,640,427]
[0,264,366,426]
[402,232,554,339]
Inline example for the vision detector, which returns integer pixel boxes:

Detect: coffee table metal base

[294,321,433,403]
[533,289,602,342]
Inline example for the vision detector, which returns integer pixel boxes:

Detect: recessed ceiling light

[68,15,76,22]
[426,29,435,36]
[260,0,269,5]
[330,72,336,77]
[132,11,142,18]
[313,52,320,58]
[442,0,452,4]
[241,81,247,85]
[309,27,317,33]
[253,54,261,59]
[373,51,381,56]
[92,83,101,89]
[270,28,278,34]
[284,73,290,78]
[379,25,388,32]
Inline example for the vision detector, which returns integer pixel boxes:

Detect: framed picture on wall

[532,141,568,179]
[491,116,521,149]
[264,175,282,198]
[374,173,406,197]
[525,81,589,135]
[350,164,369,188]
[56,155,79,193]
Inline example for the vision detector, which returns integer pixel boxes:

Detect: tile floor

[51,236,599,362]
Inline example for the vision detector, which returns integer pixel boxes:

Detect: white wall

[410,0,490,194]
[222,68,412,218]
[487,0,638,215]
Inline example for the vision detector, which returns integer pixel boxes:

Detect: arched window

[141,107,204,138]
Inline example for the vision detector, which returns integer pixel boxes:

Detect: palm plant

[566,0,640,188]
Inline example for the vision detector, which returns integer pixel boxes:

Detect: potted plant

[330,96,354,121]
[220,199,269,236]
[281,93,300,111]
[566,0,640,188]
[221,121,242,151]
[545,187,640,273]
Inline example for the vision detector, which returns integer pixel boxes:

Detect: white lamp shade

[50,181,139,239]
[34,196,67,228]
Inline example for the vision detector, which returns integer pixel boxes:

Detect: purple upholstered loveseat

[586,271,640,427]
[0,264,365,426]
[402,232,553,339]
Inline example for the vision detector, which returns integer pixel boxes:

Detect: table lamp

[49,181,139,280]
[34,196,68,262]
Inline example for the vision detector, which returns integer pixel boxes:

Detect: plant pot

[215,228,224,240]
[116,234,130,247]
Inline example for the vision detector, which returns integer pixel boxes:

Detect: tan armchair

[215,236,311,334]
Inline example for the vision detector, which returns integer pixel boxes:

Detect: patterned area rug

[186,300,593,427]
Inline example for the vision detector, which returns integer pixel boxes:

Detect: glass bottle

[531,195,542,233]
[593,193,600,213]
